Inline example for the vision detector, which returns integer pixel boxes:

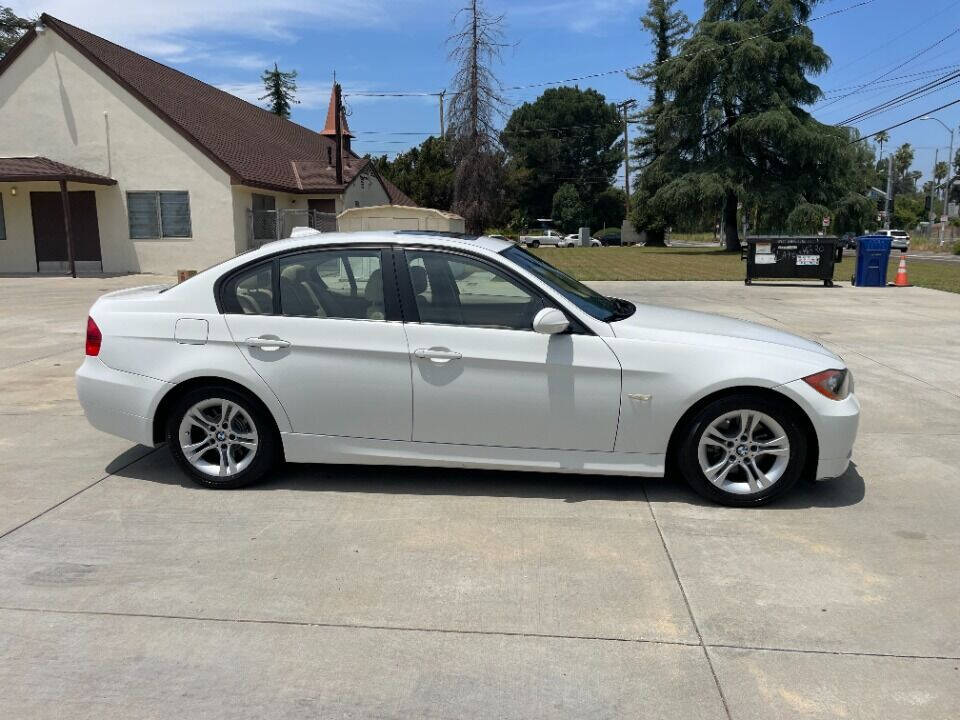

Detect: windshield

[501,245,633,322]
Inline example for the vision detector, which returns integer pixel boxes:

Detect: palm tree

[875,131,889,163]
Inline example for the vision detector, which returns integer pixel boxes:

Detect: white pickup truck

[518,230,574,247]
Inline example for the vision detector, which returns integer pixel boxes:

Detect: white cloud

[507,0,644,34]
[20,1,392,43]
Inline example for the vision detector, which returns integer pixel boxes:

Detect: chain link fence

[247,209,338,247]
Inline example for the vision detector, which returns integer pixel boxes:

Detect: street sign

[822,216,831,227]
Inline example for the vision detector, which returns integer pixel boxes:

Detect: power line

[347,0,876,100]
[815,26,960,112]
[853,98,960,142]
[838,69,960,124]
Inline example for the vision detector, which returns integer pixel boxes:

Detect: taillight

[85,316,102,356]
[802,369,851,400]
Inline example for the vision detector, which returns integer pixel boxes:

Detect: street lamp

[920,116,956,247]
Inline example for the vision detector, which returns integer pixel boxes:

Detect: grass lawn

[532,246,960,294]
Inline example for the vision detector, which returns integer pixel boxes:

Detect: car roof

[241,230,513,260]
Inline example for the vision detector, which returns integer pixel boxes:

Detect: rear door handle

[414,347,462,362]
[245,336,291,351]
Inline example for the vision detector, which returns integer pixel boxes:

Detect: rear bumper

[776,379,860,480]
[76,357,170,447]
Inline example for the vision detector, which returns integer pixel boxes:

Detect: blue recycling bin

[853,235,892,287]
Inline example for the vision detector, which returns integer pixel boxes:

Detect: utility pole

[333,82,344,186]
[939,125,955,247]
[439,90,446,137]
[929,148,939,229]
[618,100,636,214]
[884,154,894,230]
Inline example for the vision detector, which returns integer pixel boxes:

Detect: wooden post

[59,179,77,278]
[333,82,344,186]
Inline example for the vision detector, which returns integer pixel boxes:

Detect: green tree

[551,183,585,233]
[638,0,852,250]
[874,130,889,163]
[371,137,454,210]
[259,63,298,119]
[786,203,831,233]
[501,86,622,224]
[591,187,626,231]
[628,0,690,245]
[0,6,32,58]
[890,143,921,196]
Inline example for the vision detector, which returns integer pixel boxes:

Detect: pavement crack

[642,480,733,720]
[0,447,159,543]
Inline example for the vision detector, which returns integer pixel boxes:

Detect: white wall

[0,31,235,273]
[338,205,466,233]
[343,170,390,209]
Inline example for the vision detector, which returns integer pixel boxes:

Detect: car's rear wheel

[166,385,277,489]
[676,394,807,506]
[530,239,540,248]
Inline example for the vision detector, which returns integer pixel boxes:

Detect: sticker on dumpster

[755,243,772,254]
[755,254,776,264]
[796,254,820,266]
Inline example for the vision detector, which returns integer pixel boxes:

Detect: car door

[397,248,621,451]
[221,247,412,441]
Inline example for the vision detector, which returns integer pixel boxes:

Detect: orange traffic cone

[893,254,910,287]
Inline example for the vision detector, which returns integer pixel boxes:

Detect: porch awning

[0,157,116,185]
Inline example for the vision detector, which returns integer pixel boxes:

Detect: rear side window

[221,261,275,314]
[279,249,384,320]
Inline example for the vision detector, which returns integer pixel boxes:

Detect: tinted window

[280,250,385,320]
[405,250,546,330]
[221,261,274,314]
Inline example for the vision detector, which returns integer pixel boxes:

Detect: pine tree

[639,0,854,249]
[259,63,299,119]
[0,7,33,58]
[446,0,507,233]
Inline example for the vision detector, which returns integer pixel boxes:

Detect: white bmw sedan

[77,231,859,506]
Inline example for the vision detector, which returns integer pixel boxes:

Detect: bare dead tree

[446,0,507,233]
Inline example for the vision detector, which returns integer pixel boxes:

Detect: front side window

[501,245,623,321]
[221,261,274,314]
[127,191,191,239]
[280,249,385,320]
[404,250,546,330]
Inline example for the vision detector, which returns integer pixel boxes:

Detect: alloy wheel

[178,398,259,478]
[696,410,790,495]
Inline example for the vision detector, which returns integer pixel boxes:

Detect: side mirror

[532,307,569,335]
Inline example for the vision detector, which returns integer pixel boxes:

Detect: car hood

[610,303,840,361]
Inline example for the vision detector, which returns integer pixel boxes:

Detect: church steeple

[320,85,353,139]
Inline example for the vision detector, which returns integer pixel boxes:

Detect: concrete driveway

[0,275,958,719]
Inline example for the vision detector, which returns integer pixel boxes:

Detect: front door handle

[414,347,462,362]
[245,336,291,351]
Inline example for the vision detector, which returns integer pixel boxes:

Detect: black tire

[166,385,278,489]
[530,240,540,248]
[675,394,807,507]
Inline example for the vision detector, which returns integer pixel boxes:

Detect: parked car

[593,229,622,246]
[77,231,859,507]
[563,233,602,247]
[839,232,857,250]
[518,229,572,247]
[875,229,910,251]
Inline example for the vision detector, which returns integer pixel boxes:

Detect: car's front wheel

[166,385,278,489]
[676,394,807,506]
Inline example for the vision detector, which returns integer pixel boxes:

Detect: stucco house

[0,13,414,274]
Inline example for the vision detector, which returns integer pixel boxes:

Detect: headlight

[802,369,851,400]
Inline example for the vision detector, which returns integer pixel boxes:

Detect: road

[0,275,958,719]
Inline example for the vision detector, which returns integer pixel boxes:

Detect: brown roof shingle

[32,13,414,203]
[0,156,116,184]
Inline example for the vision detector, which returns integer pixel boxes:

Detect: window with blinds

[0,194,6,241]
[127,191,191,239]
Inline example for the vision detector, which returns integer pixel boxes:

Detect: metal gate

[247,209,338,247]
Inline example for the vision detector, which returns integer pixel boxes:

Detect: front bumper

[776,378,860,480]
[76,357,170,447]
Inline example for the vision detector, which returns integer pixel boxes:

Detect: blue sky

[17,0,960,185]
